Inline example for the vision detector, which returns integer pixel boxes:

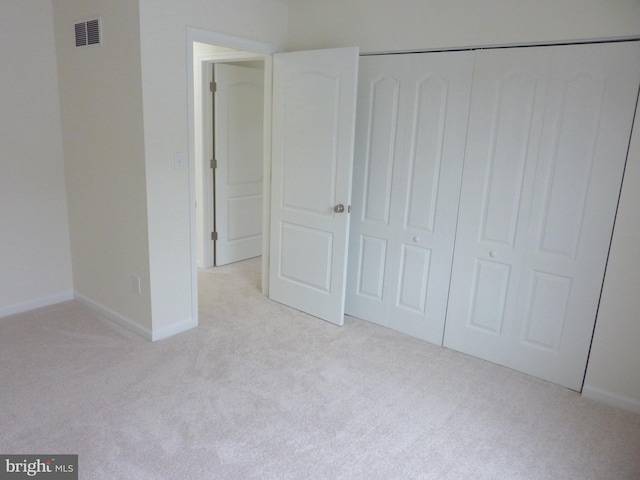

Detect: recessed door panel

[228,195,262,240]
[396,244,431,314]
[539,75,602,258]
[481,72,537,247]
[363,76,399,224]
[521,272,571,352]
[357,235,387,300]
[226,79,264,186]
[282,73,339,215]
[406,75,448,234]
[279,223,332,292]
[468,260,511,335]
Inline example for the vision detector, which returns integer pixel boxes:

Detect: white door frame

[187,27,281,320]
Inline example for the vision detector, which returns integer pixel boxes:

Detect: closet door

[346,52,473,344]
[444,42,640,390]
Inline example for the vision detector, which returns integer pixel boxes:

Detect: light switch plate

[173,151,187,170]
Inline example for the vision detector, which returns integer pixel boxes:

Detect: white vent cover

[75,17,102,47]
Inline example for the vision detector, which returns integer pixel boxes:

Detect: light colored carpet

[1,257,639,479]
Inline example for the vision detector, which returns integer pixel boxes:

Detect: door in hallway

[213,62,264,266]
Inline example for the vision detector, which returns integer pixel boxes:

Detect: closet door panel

[362,76,399,224]
[444,48,550,357]
[509,41,640,388]
[347,65,402,322]
[347,52,474,344]
[445,42,640,390]
[358,235,387,300]
[484,77,538,245]
[397,244,431,314]
[468,259,511,336]
[405,74,449,233]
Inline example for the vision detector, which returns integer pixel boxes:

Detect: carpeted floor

[1,257,639,479]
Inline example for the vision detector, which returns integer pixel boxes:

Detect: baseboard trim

[151,318,198,342]
[1,292,197,342]
[582,385,640,414]
[74,293,153,341]
[0,292,75,319]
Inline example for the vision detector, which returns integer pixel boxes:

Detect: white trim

[582,385,640,414]
[361,36,640,56]
[194,51,215,268]
[198,51,266,62]
[187,28,281,56]
[151,318,198,342]
[0,292,74,319]
[261,55,273,296]
[74,292,153,341]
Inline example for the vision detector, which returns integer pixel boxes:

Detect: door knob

[334,204,345,213]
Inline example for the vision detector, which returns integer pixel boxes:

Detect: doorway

[188,29,279,311]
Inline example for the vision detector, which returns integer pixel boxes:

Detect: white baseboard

[74,293,197,342]
[152,318,198,342]
[582,385,640,414]
[0,291,74,318]
[74,293,153,341]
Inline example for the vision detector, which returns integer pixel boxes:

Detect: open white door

[214,63,264,266]
[269,47,359,325]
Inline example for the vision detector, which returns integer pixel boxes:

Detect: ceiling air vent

[75,17,102,47]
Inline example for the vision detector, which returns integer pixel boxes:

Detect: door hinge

[210,158,217,169]
[211,232,218,241]
[210,81,217,93]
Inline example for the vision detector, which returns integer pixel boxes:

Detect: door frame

[187,28,281,317]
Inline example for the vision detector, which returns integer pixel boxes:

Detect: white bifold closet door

[443,42,640,390]
[345,52,474,344]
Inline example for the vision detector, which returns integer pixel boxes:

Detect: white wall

[0,1,73,317]
[583,118,640,413]
[286,0,640,412]
[53,0,153,336]
[286,0,640,52]
[137,0,287,338]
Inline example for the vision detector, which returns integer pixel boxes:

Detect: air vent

[75,18,102,47]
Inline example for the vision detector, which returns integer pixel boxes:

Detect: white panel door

[269,47,359,325]
[346,52,474,344]
[444,42,640,390]
[214,63,264,266]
